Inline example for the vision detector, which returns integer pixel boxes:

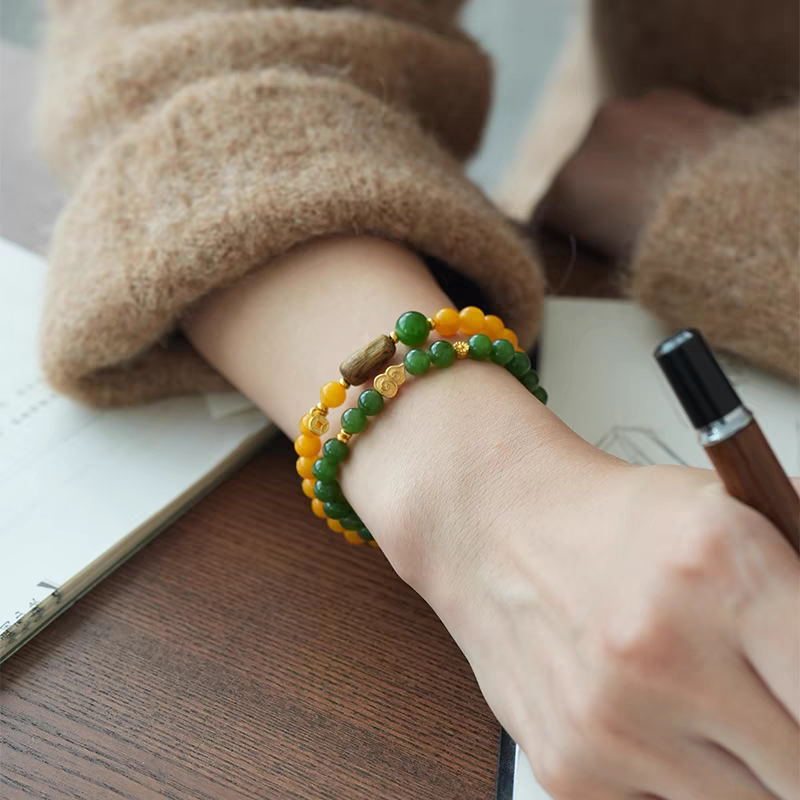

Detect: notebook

[497,297,800,799]
[0,238,273,662]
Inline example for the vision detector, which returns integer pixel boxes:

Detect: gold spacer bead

[427,317,435,330]
[389,331,399,343]
[453,341,470,359]
[339,377,351,389]
[315,403,329,416]
[337,431,353,443]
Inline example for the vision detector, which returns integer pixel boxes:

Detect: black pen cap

[654,329,742,430]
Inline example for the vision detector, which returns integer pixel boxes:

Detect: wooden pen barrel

[706,421,800,553]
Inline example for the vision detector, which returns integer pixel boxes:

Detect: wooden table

[1,436,502,800]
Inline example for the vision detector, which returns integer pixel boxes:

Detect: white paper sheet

[0,238,272,659]
[507,297,800,799]
[540,298,799,474]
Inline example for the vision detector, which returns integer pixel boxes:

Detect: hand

[537,90,739,260]
[185,234,798,798]
[370,385,799,799]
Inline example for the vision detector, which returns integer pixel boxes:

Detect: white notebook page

[0,238,271,659]
[507,297,800,799]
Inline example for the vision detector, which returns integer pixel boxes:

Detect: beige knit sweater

[38,0,799,405]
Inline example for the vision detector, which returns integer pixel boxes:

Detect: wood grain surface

[1,438,498,800]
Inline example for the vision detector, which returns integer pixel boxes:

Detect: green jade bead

[324,499,353,520]
[314,480,341,503]
[468,333,492,361]
[507,351,532,379]
[322,438,349,463]
[358,389,385,416]
[340,514,363,531]
[429,340,455,368]
[490,338,516,366]
[312,456,338,483]
[533,386,549,405]
[520,369,540,393]
[356,527,374,542]
[404,349,431,376]
[395,311,431,347]
[341,407,368,434]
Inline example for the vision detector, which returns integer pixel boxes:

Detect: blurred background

[0,0,577,249]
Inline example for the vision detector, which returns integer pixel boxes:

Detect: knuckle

[534,746,588,800]
[669,506,739,581]
[598,603,677,680]
[570,684,626,745]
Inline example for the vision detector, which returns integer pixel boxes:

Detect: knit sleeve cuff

[41,70,544,405]
[626,106,800,379]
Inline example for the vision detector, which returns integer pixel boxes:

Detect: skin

[183,235,799,799]
[182,87,799,797]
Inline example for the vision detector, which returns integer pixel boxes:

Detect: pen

[655,328,799,554]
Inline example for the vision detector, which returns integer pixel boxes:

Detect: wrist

[340,356,613,599]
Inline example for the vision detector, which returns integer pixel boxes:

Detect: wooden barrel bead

[339,335,396,386]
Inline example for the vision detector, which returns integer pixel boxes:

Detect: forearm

[182,236,451,434]
[182,236,602,583]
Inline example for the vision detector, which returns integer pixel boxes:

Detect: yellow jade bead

[484,315,505,340]
[301,479,316,499]
[343,530,366,545]
[433,307,461,337]
[294,434,321,458]
[311,499,327,519]
[299,413,314,435]
[320,381,347,408]
[296,457,316,480]
[459,306,485,336]
[501,328,519,348]
[327,519,345,534]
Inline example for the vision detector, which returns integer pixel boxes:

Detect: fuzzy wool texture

[630,106,800,380]
[502,0,798,379]
[592,0,799,380]
[38,0,799,403]
[38,0,544,406]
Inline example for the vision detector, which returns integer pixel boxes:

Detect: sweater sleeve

[38,0,544,406]
[628,105,799,380]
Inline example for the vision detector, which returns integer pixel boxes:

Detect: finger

[698,661,800,799]
[645,739,778,800]
[736,520,800,723]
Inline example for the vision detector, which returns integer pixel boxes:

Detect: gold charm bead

[374,373,398,398]
[307,413,329,436]
[373,363,407,398]
[385,364,406,385]
[297,308,537,550]
[453,341,470,359]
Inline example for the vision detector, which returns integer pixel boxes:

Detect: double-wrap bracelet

[294,307,548,547]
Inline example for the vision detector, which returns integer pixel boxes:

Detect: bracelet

[295,307,548,546]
